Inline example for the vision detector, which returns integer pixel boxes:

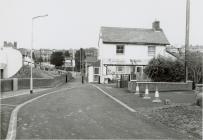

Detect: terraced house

[97,21,172,83]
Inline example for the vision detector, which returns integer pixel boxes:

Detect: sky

[0,0,202,50]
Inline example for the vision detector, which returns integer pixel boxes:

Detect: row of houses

[87,21,173,83]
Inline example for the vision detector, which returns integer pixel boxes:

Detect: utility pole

[80,48,84,83]
[40,49,42,69]
[185,0,190,82]
[80,48,82,73]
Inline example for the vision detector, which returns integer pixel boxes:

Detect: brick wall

[128,81,193,93]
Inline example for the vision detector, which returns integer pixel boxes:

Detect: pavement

[11,77,192,139]
[0,88,50,99]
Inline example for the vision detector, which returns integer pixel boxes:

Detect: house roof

[101,26,170,45]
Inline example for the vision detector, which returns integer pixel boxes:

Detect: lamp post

[30,14,48,94]
[185,0,190,83]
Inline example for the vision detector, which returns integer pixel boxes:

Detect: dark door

[0,69,3,79]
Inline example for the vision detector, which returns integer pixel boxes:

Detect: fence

[0,72,72,92]
[128,81,193,93]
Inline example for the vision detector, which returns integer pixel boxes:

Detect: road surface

[16,77,187,139]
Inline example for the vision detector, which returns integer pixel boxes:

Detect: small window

[116,45,124,54]
[148,46,156,56]
[94,67,99,74]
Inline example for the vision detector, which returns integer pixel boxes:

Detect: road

[16,77,187,139]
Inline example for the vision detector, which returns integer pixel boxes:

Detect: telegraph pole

[185,0,190,83]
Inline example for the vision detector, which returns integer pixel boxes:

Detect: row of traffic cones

[134,83,161,103]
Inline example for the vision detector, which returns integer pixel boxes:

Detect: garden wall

[128,81,193,93]
[0,72,72,92]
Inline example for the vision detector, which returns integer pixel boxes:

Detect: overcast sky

[0,0,202,50]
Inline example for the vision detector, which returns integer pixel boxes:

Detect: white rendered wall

[88,66,94,83]
[0,47,22,78]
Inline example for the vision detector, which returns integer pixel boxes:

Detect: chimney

[152,21,162,31]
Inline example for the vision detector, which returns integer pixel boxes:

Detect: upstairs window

[116,45,124,54]
[148,46,156,57]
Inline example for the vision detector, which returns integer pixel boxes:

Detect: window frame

[148,46,156,57]
[116,45,125,55]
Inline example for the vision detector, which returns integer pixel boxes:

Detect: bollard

[66,75,68,83]
[143,84,151,99]
[153,86,162,103]
[135,83,139,95]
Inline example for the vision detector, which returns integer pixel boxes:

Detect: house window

[94,67,99,74]
[116,45,124,54]
[137,67,141,72]
[148,46,156,56]
[116,66,124,72]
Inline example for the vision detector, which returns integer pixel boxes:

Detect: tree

[50,52,65,67]
[186,51,203,84]
[74,48,85,72]
[144,55,185,82]
[64,50,70,58]
[32,52,36,61]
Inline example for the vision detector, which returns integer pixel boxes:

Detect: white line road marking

[5,86,75,140]
[92,84,136,113]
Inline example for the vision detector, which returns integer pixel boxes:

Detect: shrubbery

[144,56,185,82]
[144,51,202,84]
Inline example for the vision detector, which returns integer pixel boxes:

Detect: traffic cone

[153,86,162,103]
[143,84,151,99]
[134,83,139,95]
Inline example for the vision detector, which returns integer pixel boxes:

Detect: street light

[185,0,190,83]
[30,14,48,94]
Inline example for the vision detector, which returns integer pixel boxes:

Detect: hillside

[12,65,60,78]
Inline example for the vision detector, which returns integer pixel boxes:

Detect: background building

[0,43,22,78]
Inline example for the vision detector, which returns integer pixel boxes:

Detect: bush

[144,56,185,82]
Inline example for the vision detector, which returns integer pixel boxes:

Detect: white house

[98,21,172,83]
[0,46,22,79]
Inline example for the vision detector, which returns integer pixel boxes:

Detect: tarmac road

[16,78,188,139]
